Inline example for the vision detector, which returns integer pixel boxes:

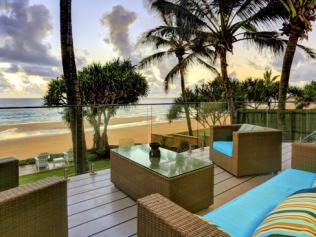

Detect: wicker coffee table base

[110,152,214,213]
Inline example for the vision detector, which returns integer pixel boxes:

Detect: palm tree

[139,9,218,136]
[60,0,88,174]
[277,0,316,133]
[262,70,279,108]
[151,0,289,122]
[263,70,279,85]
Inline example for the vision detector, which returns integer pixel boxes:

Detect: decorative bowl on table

[149,142,161,158]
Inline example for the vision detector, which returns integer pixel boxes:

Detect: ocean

[0,98,175,125]
[0,98,177,141]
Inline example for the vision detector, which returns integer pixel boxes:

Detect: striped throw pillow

[253,190,316,237]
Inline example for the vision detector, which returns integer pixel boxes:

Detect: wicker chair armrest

[137,193,230,237]
[233,130,282,144]
[233,130,282,159]
[210,125,241,143]
[292,142,316,173]
[0,177,68,237]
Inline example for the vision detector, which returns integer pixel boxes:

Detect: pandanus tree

[45,60,149,157]
[138,8,218,136]
[150,0,290,122]
[79,61,148,156]
[60,0,88,174]
[277,0,316,133]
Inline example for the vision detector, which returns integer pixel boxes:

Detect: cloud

[271,51,306,69]
[0,73,13,90]
[101,5,137,59]
[21,65,59,78]
[3,63,59,78]
[0,0,59,66]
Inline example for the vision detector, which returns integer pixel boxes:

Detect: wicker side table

[0,157,19,192]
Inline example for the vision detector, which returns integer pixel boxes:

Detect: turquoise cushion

[213,141,233,157]
[203,169,316,237]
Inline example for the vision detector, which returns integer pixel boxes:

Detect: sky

[0,0,316,98]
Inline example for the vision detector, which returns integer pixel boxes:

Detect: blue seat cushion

[203,169,316,237]
[213,141,233,157]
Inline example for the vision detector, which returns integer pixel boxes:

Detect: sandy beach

[0,116,192,160]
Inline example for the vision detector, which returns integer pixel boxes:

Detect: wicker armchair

[138,193,230,237]
[0,157,18,191]
[292,142,316,173]
[0,177,68,237]
[210,125,282,176]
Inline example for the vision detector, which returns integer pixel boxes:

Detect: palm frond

[138,51,174,69]
[248,0,289,26]
[151,0,206,29]
[235,0,266,20]
[195,57,220,76]
[241,31,285,54]
[296,44,316,59]
[164,63,182,92]
[138,33,172,49]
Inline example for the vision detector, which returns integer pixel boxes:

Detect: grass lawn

[19,159,110,185]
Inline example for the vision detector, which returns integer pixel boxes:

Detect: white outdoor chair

[63,149,74,165]
[34,153,49,172]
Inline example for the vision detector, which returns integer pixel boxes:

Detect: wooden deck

[67,143,292,237]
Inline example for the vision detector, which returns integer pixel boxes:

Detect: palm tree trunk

[178,58,193,136]
[60,0,88,174]
[219,50,236,123]
[278,31,299,139]
[101,108,111,157]
[90,109,102,150]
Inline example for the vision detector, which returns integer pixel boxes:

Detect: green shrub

[49,153,64,159]
[96,149,106,159]
[19,158,36,166]
[87,153,98,162]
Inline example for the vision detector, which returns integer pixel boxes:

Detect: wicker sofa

[292,142,316,173]
[0,177,68,237]
[137,144,316,237]
[209,124,282,176]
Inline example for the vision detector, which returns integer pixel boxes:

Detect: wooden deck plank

[69,170,109,182]
[91,218,137,237]
[68,191,127,215]
[68,206,137,237]
[69,197,135,228]
[214,171,233,184]
[68,185,118,205]
[68,174,110,189]
[214,176,254,196]
[68,179,113,196]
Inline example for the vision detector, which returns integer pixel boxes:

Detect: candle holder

[200,140,205,151]
[64,168,70,181]
[188,144,192,154]
[149,142,161,158]
[90,163,96,176]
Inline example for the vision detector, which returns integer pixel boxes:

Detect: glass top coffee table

[110,144,214,212]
